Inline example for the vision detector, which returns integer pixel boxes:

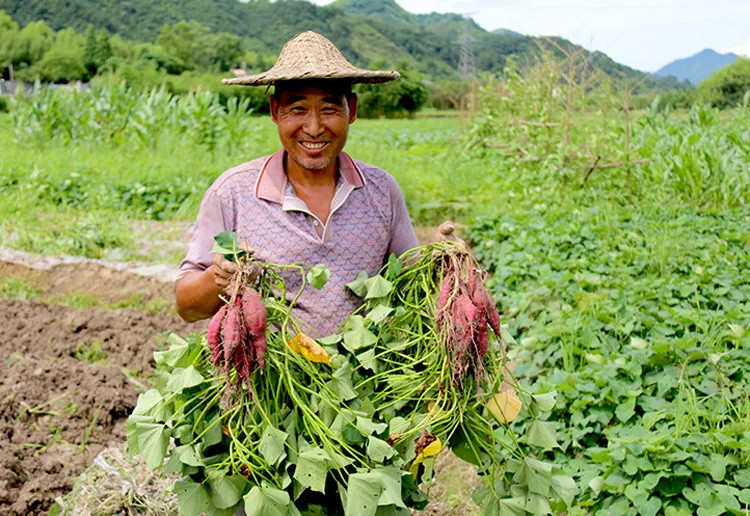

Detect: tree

[14,20,53,66]
[95,29,112,70]
[82,24,98,75]
[0,10,19,73]
[698,57,750,108]
[157,21,204,70]
[355,59,428,118]
[195,32,242,72]
[32,28,86,83]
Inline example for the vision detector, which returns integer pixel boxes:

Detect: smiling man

[175,31,458,336]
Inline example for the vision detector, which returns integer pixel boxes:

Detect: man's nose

[303,110,324,137]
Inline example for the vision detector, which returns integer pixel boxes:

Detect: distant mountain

[654,49,739,85]
[0,0,682,90]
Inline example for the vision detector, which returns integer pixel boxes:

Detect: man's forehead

[274,80,351,102]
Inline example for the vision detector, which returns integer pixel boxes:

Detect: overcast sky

[311,0,750,72]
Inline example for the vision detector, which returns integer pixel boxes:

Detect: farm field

[0,87,749,515]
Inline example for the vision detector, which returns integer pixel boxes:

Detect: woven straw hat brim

[221,31,400,87]
[222,69,400,86]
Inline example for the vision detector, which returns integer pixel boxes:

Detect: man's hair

[272,79,354,102]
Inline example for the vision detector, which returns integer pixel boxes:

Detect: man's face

[270,82,357,174]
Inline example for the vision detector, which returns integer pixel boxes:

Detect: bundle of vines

[127,235,575,515]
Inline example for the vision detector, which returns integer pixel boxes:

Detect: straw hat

[222,31,400,86]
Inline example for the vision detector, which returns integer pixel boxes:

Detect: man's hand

[212,252,240,297]
[212,248,260,298]
[176,246,260,322]
[430,220,466,246]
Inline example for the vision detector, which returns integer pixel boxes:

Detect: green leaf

[346,471,381,516]
[346,467,406,515]
[165,366,205,392]
[345,271,369,297]
[525,419,558,450]
[176,444,202,466]
[307,264,331,290]
[212,231,247,262]
[375,466,406,508]
[550,474,577,507]
[515,457,552,496]
[319,334,342,345]
[588,476,604,495]
[126,414,153,455]
[366,304,394,324]
[243,485,295,516]
[633,494,661,516]
[174,480,211,516]
[342,316,378,352]
[532,391,557,412]
[497,497,526,515]
[389,417,410,434]
[259,426,289,467]
[615,397,637,422]
[356,416,388,436]
[136,422,170,469]
[367,436,396,463]
[131,389,164,417]
[386,254,402,279]
[294,447,329,493]
[525,492,551,514]
[363,275,393,300]
[202,416,223,448]
[356,349,378,372]
[708,454,728,482]
[153,333,194,368]
[208,474,248,509]
[343,424,367,445]
[329,361,357,400]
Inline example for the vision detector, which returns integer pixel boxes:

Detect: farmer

[175,31,459,336]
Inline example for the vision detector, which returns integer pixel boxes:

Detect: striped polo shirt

[178,149,418,336]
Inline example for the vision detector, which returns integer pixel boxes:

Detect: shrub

[698,57,750,108]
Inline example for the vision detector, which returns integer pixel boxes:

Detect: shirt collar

[254,149,366,204]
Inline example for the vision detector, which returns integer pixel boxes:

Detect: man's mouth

[299,141,329,150]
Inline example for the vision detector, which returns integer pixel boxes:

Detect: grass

[0,112,467,260]
[0,276,42,299]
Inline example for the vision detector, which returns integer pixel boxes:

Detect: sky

[311,0,750,72]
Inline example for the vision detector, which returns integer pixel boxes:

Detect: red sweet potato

[208,304,227,367]
[241,287,268,370]
[222,302,243,369]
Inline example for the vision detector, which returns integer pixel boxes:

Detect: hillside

[0,0,680,89]
[654,48,739,85]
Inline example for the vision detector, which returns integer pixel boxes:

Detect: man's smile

[299,141,329,151]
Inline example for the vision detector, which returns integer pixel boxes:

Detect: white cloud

[731,36,750,57]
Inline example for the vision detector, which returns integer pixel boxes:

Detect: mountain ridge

[0,0,681,90]
[654,48,738,85]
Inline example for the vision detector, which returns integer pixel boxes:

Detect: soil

[0,263,203,514]
[0,260,176,305]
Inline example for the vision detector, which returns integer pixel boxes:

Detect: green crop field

[1,85,749,515]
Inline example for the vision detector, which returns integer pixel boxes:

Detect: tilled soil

[0,298,202,514]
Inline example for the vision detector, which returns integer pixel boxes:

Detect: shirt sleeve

[387,176,419,257]
[177,189,230,280]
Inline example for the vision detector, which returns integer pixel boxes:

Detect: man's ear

[347,93,358,124]
[270,95,279,123]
